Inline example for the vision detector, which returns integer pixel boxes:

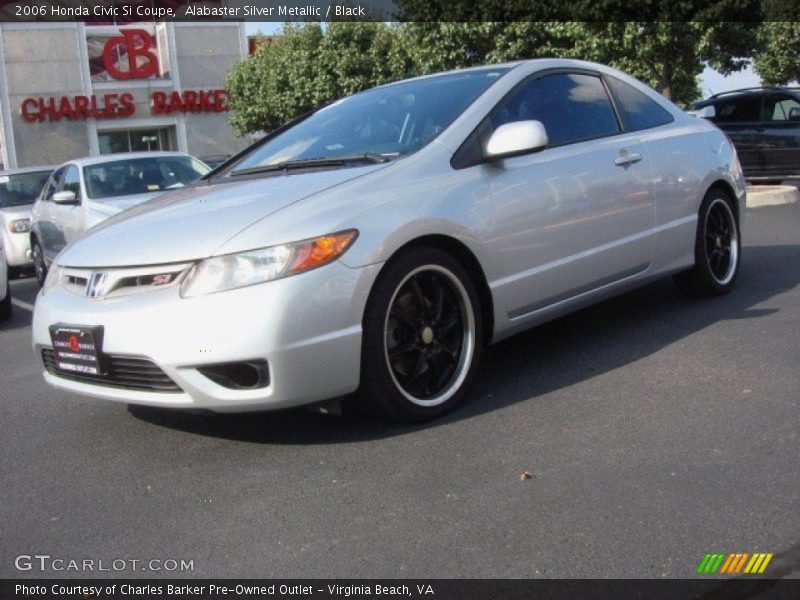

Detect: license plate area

[48,325,105,375]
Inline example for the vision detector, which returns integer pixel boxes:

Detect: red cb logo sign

[102,29,159,80]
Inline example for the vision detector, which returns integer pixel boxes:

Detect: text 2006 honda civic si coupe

[32,59,745,422]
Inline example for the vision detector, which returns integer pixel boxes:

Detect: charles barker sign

[20,29,229,123]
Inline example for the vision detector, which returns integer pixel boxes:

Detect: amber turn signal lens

[289,230,358,273]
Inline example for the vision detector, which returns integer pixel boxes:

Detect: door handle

[615,152,643,167]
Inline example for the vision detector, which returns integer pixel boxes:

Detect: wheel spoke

[438,342,459,365]
[436,317,459,335]
[409,278,428,316]
[404,352,428,387]
[425,354,441,392]
[390,309,417,330]
[709,209,722,233]
[388,338,417,358]
[433,285,445,321]
[434,361,455,389]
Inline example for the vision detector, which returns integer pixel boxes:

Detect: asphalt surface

[1,204,798,580]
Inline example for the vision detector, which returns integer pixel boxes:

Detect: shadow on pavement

[130,241,800,445]
[0,277,38,333]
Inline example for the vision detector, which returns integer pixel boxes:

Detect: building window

[98,127,175,154]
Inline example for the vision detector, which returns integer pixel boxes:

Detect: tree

[226,24,324,135]
[561,22,759,105]
[754,22,800,85]
[226,20,761,136]
[398,21,760,105]
[226,23,413,135]
[396,22,579,73]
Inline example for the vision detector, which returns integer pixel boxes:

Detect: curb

[746,185,800,208]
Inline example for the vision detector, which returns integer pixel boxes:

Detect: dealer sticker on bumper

[49,325,104,375]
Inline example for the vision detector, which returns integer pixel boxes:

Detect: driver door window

[490,72,620,146]
[43,168,65,202]
[62,166,81,202]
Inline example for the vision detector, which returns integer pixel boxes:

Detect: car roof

[368,60,528,92]
[0,165,56,176]
[370,58,659,94]
[693,87,800,107]
[62,151,194,168]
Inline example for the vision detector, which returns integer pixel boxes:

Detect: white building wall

[0,22,248,168]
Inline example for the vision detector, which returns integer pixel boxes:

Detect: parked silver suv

[0,166,53,277]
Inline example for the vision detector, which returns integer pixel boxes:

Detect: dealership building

[0,22,250,169]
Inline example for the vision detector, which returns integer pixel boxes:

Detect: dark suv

[690,87,800,182]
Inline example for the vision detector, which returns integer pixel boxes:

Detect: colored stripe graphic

[734,553,749,573]
[719,553,736,573]
[697,553,727,574]
[697,554,712,573]
[757,554,773,573]
[699,553,775,575]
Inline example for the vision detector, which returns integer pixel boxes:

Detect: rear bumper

[32,260,382,412]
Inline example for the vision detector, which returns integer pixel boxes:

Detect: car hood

[87,192,162,216]
[0,205,32,222]
[57,165,386,267]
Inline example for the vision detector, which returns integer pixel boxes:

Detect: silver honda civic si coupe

[32,59,745,421]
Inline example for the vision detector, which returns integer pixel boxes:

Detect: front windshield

[0,170,52,208]
[84,156,210,200]
[231,67,510,173]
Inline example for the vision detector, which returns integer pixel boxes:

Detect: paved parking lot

[1,203,798,579]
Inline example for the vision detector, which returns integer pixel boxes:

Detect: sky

[244,22,764,98]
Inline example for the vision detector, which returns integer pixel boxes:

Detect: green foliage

[226,21,761,135]
[754,22,800,85]
[226,23,413,135]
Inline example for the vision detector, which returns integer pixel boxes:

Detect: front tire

[32,239,47,288]
[358,247,483,422]
[0,281,11,322]
[674,189,741,296]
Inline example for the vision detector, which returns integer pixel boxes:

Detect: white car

[30,152,209,285]
[0,241,10,322]
[0,166,54,276]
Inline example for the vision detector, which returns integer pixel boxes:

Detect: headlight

[42,265,62,295]
[8,218,31,233]
[180,230,358,298]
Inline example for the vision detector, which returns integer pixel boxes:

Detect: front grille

[61,264,190,299]
[42,348,182,393]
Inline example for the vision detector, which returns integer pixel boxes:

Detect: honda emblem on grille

[86,272,110,298]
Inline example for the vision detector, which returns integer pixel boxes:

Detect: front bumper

[32,261,382,412]
[3,231,32,267]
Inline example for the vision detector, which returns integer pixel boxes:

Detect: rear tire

[358,247,483,422]
[0,281,11,322]
[673,189,741,296]
[32,239,47,288]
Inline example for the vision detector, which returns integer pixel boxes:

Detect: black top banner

[0,0,798,22]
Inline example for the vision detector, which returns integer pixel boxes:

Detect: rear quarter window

[606,75,674,131]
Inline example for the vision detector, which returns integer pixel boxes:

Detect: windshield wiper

[230,153,391,177]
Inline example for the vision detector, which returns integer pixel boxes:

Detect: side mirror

[484,120,548,160]
[53,190,78,205]
[789,107,800,122]
[688,105,716,119]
